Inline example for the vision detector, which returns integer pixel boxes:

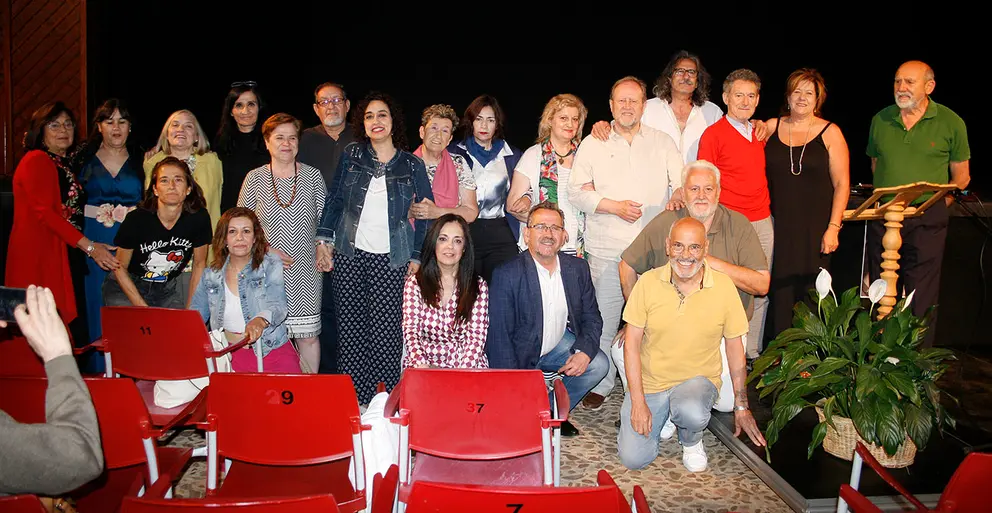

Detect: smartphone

[0,286,28,323]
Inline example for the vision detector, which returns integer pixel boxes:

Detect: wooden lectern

[844,181,959,320]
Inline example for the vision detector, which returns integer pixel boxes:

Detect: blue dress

[79,156,143,348]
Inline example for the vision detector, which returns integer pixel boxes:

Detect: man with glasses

[614,160,767,432]
[299,82,354,191]
[567,76,683,411]
[487,201,609,435]
[299,82,353,375]
[618,216,765,472]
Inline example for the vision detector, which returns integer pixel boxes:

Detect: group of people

[3,49,970,476]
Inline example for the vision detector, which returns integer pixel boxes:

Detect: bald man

[867,60,970,347]
[617,217,764,472]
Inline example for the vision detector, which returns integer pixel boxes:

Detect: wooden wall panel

[0,0,85,175]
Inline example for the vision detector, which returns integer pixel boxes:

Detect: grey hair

[722,68,761,95]
[681,159,721,188]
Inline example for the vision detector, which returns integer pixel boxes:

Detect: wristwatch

[84,243,95,256]
[733,405,749,411]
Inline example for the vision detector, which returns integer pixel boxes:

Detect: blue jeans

[617,376,717,470]
[536,330,609,412]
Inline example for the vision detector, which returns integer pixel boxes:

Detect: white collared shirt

[534,255,568,357]
[567,123,683,260]
[725,115,754,142]
[641,98,724,164]
[465,143,515,219]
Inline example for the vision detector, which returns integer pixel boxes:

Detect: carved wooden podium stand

[844,182,959,320]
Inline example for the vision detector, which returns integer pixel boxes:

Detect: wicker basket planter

[815,403,917,468]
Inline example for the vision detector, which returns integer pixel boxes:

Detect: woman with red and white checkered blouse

[402,213,489,369]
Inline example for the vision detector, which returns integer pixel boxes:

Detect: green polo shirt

[620,204,767,317]
[867,98,970,204]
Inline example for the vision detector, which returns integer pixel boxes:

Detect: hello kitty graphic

[142,249,185,282]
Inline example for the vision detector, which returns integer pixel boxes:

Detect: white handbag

[153,328,232,408]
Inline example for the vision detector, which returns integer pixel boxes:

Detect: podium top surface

[844,181,958,221]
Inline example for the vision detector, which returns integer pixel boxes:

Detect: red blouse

[401,274,489,369]
[5,150,85,323]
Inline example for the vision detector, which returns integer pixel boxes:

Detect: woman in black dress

[215,81,269,211]
[763,68,850,338]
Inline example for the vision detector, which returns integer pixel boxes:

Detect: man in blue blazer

[486,201,609,435]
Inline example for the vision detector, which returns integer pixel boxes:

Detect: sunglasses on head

[231,80,257,88]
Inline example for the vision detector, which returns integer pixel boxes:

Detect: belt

[84,203,136,227]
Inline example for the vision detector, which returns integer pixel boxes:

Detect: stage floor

[709,349,992,513]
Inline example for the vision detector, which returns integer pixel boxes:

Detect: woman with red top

[5,102,119,325]
[402,213,489,369]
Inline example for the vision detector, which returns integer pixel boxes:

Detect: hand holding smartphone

[0,286,28,323]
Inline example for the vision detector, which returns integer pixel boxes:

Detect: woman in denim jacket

[316,92,433,403]
[191,207,300,372]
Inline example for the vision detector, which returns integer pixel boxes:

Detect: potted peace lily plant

[747,269,956,467]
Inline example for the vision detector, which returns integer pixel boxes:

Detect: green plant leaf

[759,382,783,400]
[772,398,809,429]
[747,350,784,384]
[823,395,838,430]
[856,365,883,402]
[851,398,877,445]
[811,357,852,378]
[919,347,956,362]
[808,421,829,459]
[902,402,933,451]
[877,401,906,456]
[883,371,920,405]
[881,316,902,348]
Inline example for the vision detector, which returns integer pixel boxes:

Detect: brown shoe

[581,392,606,410]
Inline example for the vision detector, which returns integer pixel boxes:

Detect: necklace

[788,117,815,176]
[553,144,575,165]
[270,163,298,208]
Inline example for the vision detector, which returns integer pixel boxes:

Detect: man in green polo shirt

[866,60,970,347]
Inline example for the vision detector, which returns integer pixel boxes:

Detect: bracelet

[828,222,842,229]
[733,405,749,411]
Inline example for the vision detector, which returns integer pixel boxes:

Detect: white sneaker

[660,419,676,440]
[682,441,708,472]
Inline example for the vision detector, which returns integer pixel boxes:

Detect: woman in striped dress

[238,113,326,373]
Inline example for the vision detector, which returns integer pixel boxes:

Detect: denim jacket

[190,251,289,357]
[317,141,434,269]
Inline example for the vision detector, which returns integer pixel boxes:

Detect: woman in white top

[506,94,588,256]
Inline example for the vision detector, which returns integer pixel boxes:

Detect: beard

[894,93,917,110]
[672,256,703,279]
[688,200,717,221]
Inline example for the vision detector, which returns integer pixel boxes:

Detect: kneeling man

[618,217,765,472]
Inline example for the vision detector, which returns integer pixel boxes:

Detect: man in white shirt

[567,76,684,410]
[590,51,724,165]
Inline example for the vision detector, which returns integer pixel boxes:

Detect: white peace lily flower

[885,357,900,365]
[868,279,887,305]
[901,290,916,312]
[815,268,836,304]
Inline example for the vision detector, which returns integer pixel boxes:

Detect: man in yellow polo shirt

[617,217,765,472]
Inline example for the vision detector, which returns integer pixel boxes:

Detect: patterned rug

[168,379,790,512]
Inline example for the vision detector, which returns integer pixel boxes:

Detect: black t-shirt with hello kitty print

[114,207,212,284]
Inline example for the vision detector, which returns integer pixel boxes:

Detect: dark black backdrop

[86,6,982,196]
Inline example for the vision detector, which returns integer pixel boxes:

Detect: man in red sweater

[697,69,771,361]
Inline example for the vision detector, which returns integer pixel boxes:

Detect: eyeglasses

[316,97,347,107]
[670,242,704,255]
[673,68,698,77]
[47,120,74,131]
[529,224,564,234]
[231,80,257,87]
